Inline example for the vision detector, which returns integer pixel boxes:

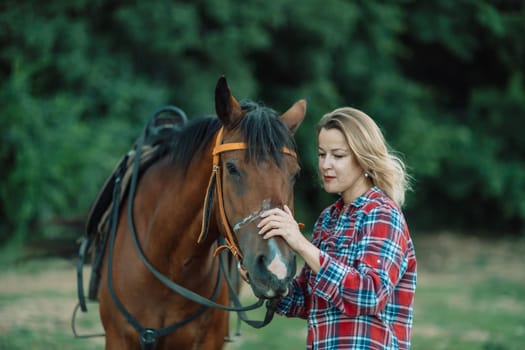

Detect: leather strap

[200,127,297,263]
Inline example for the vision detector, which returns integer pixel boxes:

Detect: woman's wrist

[296,237,321,273]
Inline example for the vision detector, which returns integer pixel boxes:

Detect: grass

[409,233,525,350]
[0,232,524,349]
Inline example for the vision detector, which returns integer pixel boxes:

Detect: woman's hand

[258,205,321,272]
[258,205,304,252]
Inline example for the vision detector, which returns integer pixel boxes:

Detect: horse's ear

[215,76,243,129]
[280,99,307,135]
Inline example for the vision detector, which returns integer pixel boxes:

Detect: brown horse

[95,77,306,349]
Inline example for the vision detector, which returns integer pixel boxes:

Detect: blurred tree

[0,0,523,248]
[396,0,525,231]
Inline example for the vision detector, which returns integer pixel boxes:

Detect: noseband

[198,127,297,267]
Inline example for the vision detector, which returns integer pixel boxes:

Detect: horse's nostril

[256,254,267,267]
[255,254,271,275]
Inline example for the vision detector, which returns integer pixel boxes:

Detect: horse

[92,77,306,349]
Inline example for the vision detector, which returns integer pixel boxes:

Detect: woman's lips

[323,176,335,182]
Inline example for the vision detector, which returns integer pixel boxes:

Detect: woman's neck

[342,176,373,205]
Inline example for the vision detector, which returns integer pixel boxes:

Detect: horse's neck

[135,154,220,278]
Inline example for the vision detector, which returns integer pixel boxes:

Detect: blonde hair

[317,107,411,207]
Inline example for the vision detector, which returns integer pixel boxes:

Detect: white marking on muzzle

[232,199,289,282]
[267,239,288,280]
[267,255,287,280]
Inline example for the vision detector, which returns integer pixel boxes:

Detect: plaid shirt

[276,187,417,349]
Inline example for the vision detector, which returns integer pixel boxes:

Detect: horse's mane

[162,116,221,170]
[162,100,297,171]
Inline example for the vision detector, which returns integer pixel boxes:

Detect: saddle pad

[85,145,158,239]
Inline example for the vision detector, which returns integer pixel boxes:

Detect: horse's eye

[226,162,240,177]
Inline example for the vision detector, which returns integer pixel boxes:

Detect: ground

[0,232,524,349]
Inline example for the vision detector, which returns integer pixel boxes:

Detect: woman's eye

[318,153,326,158]
[290,171,300,184]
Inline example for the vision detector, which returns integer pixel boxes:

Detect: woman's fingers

[258,215,279,235]
[260,208,283,219]
[258,210,284,227]
[257,206,298,241]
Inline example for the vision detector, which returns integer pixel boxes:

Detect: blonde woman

[258,107,417,349]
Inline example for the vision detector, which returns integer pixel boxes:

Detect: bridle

[198,126,297,271]
[73,124,297,349]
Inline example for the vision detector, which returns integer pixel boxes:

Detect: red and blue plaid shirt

[276,187,417,349]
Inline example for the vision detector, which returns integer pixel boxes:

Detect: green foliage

[1,0,524,246]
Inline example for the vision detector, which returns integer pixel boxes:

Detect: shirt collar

[330,186,383,216]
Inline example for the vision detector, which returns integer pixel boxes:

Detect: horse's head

[213,77,305,299]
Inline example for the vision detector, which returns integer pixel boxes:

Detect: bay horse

[94,77,306,349]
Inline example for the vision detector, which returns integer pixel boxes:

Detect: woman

[258,107,417,349]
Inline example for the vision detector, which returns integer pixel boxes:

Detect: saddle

[81,106,187,302]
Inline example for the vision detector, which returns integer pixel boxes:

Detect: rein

[73,123,288,348]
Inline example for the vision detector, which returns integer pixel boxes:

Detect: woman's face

[318,127,367,203]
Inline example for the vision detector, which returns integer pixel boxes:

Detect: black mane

[164,116,221,170]
[238,100,296,166]
[163,100,297,170]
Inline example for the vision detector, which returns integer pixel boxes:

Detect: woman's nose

[320,156,332,170]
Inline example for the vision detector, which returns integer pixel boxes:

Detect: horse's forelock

[239,100,296,166]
